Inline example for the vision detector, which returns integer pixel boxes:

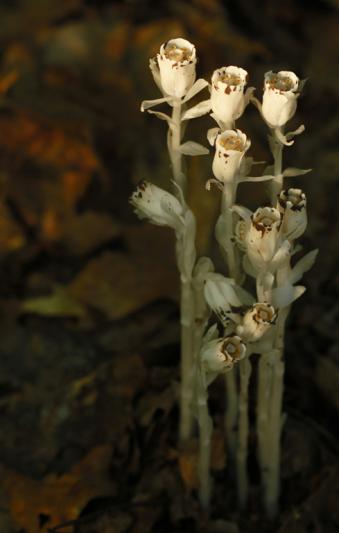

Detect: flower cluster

[132,36,317,516]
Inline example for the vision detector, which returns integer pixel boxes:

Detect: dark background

[0,0,338,531]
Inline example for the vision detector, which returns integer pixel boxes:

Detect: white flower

[236,303,276,342]
[246,207,281,270]
[262,70,299,129]
[203,273,242,324]
[211,66,249,128]
[222,335,247,362]
[155,38,197,98]
[201,336,246,374]
[130,180,184,231]
[278,188,307,241]
[212,129,251,184]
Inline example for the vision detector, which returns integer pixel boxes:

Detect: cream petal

[157,38,197,98]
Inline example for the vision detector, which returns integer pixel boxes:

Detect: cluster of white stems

[130,38,317,518]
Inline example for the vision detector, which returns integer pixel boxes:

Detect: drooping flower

[203,273,242,325]
[201,335,246,374]
[211,66,250,129]
[211,129,251,185]
[130,180,184,231]
[221,335,247,364]
[261,70,300,129]
[278,188,307,241]
[154,38,197,98]
[236,303,276,342]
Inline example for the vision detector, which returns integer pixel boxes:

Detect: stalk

[219,183,241,462]
[270,131,283,204]
[259,128,287,517]
[196,373,213,511]
[236,357,252,509]
[169,98,196,442]
[225,369,238,462]
[220,183,239,281]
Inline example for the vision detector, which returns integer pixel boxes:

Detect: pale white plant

[131,38,317,519]
[132,38,211,443]
[194,324,246,510]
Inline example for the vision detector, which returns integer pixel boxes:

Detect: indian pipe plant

[130,38,317,518]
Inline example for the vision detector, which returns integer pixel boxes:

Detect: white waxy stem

[130,180,184,231]
[262,70,299,129]
[211,66,248,128]
[212,129,251,184]
[278,188,307,241]
[156,38,197,98]
[201,336,246,374]
[246,207,281,270]
[237,303,276,342]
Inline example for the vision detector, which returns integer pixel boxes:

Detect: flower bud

[236,303,276,341]
[211,66,248,128]
[156,38,197,98]
[201,336,246,374]
[246,207,281,270]
[204,273,241,324]
[278,188,307,241]
[130,180,184,231]
[212,129,250,184]
[262,71,299,129]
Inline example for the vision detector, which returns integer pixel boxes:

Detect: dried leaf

[2,445,115,533]
[69,225,179,320]
[21,285,87,318]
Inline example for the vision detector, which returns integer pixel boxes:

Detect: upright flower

[278,188,307,241]
[261,71,300,129]
[212,129,250,185]
[236,303,276,342]
[154,38,197,98]
[211,66,249,129]
[246,207,281,270]
[130,180,184,232]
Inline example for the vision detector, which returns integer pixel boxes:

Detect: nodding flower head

[246,207,282,269]
[203,273,242,325]
[155,38,197,98]
[201,335,246,374]
[220,335,247,365]
[212,129,250,185]
[237,303,276,342]
[278,188,307,241]
[130,180,184,232]
[211,66,249,128]
[262,70,300,129]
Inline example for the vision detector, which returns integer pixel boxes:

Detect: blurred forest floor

[0,0,339,532]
